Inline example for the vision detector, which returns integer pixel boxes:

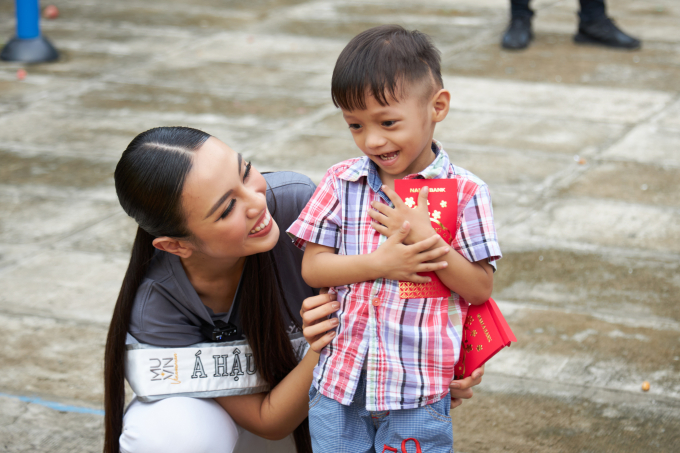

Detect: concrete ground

[0,0,678,451]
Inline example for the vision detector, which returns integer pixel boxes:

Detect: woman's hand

[449,365,484,409]
[300,290,339,353]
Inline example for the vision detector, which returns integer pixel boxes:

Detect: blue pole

[16,0,41,39]
[1,0,59,62]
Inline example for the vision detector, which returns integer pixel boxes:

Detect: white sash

[125,333,309,402]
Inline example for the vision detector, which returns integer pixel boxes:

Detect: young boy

[287,25,502,453]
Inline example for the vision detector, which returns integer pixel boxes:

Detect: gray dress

[128,171,318,347]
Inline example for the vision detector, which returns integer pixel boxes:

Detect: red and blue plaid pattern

[287,142,501,411]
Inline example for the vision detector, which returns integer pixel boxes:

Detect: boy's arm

[301,222,450,289]
[370,185,496,305]
[302,243,379,288]
[431,237,493,304]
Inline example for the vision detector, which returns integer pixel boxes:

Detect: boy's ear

[152,236,195,259]
[431,89,451,123]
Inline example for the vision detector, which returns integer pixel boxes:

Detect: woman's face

[181,137,279,260]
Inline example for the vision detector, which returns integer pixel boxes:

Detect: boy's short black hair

[331,24,443,111]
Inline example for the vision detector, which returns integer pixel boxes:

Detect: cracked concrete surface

[1,0,678,451]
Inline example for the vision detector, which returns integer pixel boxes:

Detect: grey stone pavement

[1,0,679,451]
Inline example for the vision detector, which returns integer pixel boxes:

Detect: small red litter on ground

[16,69,27,81]
[43,5,60,19]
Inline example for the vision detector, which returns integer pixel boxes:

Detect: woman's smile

[248,210,273,237]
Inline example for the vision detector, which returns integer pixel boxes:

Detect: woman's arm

[215,348,319,440]
[214,292,339,440]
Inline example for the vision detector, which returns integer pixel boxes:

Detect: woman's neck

[180,253,246,315]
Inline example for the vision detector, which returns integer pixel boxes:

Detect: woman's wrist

[304,347,320,360]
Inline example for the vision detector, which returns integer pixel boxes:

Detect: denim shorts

[308,373,453,453]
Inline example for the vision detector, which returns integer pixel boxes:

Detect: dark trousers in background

[511,0,606,23]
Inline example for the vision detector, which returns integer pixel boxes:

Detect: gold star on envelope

[440,200,447,208]
[432,210,441,220]
[404,197,416,208]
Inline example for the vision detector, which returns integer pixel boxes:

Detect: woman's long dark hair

[104,126,311,453]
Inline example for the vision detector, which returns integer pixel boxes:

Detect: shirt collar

[338,140,451,186]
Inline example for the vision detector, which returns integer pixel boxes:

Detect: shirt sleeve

[286,169,343,251]
[452,183,502,270]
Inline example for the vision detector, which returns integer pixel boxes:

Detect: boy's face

[342,84,446,182]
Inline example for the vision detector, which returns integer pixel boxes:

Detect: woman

[104,126,484,453]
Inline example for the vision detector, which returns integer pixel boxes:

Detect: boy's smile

[342,86,449,185]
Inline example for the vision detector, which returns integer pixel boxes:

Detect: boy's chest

[336,184,387,256]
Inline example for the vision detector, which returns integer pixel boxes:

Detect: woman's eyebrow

[203,153,242,220]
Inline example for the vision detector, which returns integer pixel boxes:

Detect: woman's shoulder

[264,171,317,215]
[128,251,207,347]
[264,171,316,195]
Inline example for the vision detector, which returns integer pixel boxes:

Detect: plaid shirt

[287,142,501,411]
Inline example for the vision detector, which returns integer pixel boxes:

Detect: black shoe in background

[502,16,533,50]
[574,17,641,49]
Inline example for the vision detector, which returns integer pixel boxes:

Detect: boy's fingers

[387,221,410,243]
[402,274,431,284]
[416,262,448,273]
[381,185,400,206]
[370,200,392,215]
[450,398,463,409]
[371,221,388,235]
[417,186,429,209]
[411,234,441,252]
[419,246,450,262]
[368,209,388,224]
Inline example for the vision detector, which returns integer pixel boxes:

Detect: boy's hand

[370,184,437,245]
[372,221,449,283]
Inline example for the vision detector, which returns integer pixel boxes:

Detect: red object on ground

[394,178,458,299]
[455,298,517,379]
[16,69,27,81]
[43,5,59,19]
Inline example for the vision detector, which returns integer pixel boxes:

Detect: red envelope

[454,298,517,379]
[393,179,458,299]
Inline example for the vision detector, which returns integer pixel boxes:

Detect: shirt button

[372,298,380,307]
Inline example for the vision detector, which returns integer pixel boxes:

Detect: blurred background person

[502,0,641,50]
